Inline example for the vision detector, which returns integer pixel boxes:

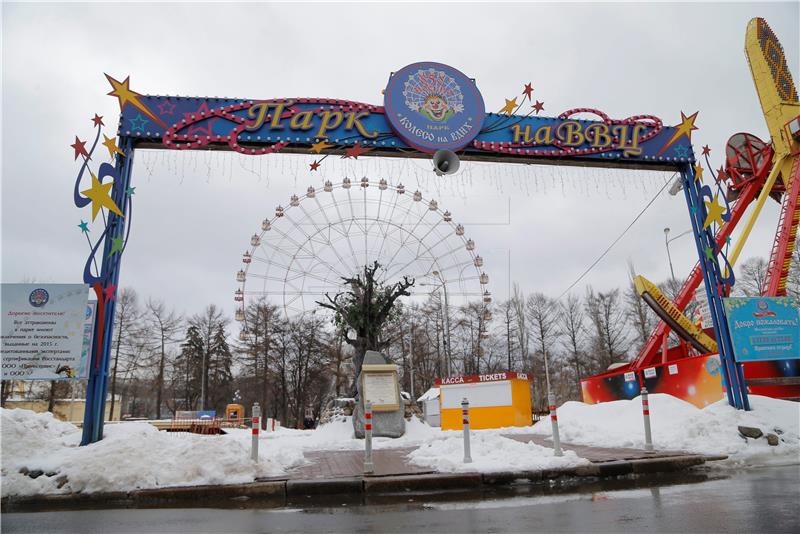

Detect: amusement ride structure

[233,177,492,340]
[582,18,800,405]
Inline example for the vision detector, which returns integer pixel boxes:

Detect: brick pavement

[275,434,687,481]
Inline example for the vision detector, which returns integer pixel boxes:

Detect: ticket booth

[437,372,532,430]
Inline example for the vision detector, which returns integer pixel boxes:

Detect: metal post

[664,227,676,281]
[462,398,472,463]
[640,388,654,452]
[364,401,374,473]
[548,392,563,457]
[251,402,260,461]
[410,321,415,399]
[435,272,453,375]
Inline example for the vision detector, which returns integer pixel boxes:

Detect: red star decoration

[71,136,90,161]
[701,145,711,156]
[183,102,218,137]
[717,166,726,182]
[532,100,545,114]
[523,82,534,100]
[103,283,117,302]
[309,160,321,171]
[343,143,372,159]
[92,114,104,127]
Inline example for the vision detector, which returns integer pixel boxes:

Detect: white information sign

[363,373,399,408]
[643,367,657,379]
[1,284,89,380]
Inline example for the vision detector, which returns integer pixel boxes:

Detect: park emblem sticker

[384,62,485,153]
[28,288,49,307]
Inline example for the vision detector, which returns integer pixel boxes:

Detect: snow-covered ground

[2,394,797,497]
[522,394,800,468]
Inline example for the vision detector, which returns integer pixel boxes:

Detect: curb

[1,454,721,512]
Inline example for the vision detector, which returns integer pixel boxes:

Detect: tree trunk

[155,331,165,419]
[47,380,57,412]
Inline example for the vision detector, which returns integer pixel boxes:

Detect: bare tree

[585,287,630,371]
[559,293,586,399]
[317,261,414,384]
[145,299,182,419]
[625,263,656,352]
[189,304,229,411]
[109,288,142,419]
[736,256,768,297]
[526,292,561,412]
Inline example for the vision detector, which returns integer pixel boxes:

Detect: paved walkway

[271,434,686,481]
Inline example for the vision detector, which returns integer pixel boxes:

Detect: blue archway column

[81,138,136,445]
[680,163,750,410]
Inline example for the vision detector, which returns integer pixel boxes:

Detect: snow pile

[527,394,799,467]
[408,433,588,473]
[1,408,304,497]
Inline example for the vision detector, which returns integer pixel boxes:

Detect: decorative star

[129,114,149,132]
[309,160,321,171]
[71,136,90,161]
[102,134,125,159]
[103,283,117,302]
[184,101,218,137]
[343,143,372,159]
[105,74,166,127]
[523,83,534,101]
[108,234,124,257]
[92,114,104,127]
[126,186,136,196]
[690,205,698,214]
[157,100,176,115]
[674,145,690,158]
[694,163,704,182]
[80,173,123,221]
[500,98,517,115]
[703,193,726,229]
[78,220,90,233]
[656,111,699,156]
[311,141,334,154]
[726,235,732,245]
[702,145,711,156]
[716,166,726,183]
[532,100,545,114]
[704,245,715,261]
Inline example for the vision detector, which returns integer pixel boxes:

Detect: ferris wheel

[234,177,492,328]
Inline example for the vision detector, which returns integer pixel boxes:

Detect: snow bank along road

[1,394,797,498]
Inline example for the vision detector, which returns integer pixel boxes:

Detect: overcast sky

[2,1,798,322]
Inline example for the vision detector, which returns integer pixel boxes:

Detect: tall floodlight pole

[664,227,676,281]
[432,271,452,375]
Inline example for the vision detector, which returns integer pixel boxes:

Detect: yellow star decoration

[694,163,704,182]
[703,193,726,230]
[310,141,334,154]
[105,74,164,127]
[500,97,517,115]
[657,111,699,156]
[102,134,125,159]
[81,173,124,221]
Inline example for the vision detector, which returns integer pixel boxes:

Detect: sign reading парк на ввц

[116,61,694,166]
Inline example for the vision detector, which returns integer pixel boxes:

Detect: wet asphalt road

[4,466,799,533]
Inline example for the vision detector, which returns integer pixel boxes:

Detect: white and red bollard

[364,401,374,474]
[462,398,472,463]
[641,387,654,453]
[251,402,260,461]
[548,393,563,457]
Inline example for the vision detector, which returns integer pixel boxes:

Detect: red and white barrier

[364,401,374,473]
[641,388,654,452]
[462,398,472,463]
[251,402,261,461]
[548,392,563,457]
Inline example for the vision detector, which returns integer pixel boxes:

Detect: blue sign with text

[384,62,485,153]
[723,297,800,362]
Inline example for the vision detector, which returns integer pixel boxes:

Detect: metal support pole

[251,402,260,461]
[364,401,374,473]
[548,392,563,457]
[410,321,415,399]
[641,388,654,453]
[462,398,472,463]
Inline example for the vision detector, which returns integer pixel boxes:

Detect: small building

[437,372,532,430]
[416,387,440,427]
